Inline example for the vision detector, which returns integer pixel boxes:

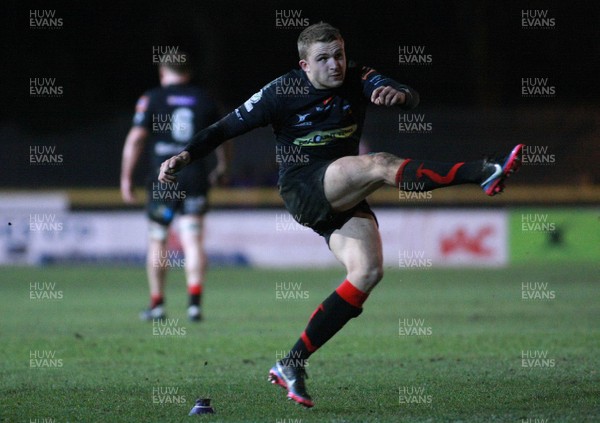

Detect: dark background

[3,0,599,187]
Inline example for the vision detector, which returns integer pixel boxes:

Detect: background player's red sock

[150,294,164,309]
[188,284,203,307]
[282,280,368,367]
[396,159,485,191]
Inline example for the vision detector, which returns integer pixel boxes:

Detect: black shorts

[278,160,377,243]
[146,162,210,226]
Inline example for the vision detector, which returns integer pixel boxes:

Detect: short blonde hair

[297,22,343,60]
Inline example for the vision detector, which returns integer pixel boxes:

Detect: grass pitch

[1,264,598,422]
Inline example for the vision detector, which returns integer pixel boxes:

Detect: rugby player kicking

[158,23,523,407]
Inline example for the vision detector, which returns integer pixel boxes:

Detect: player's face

[300,40,346,89]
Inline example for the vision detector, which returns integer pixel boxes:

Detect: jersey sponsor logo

[296,113,310,122]
[244,90,263,112]
[292,113,312,127]
[166,95,197,106]
[292,124,357,147]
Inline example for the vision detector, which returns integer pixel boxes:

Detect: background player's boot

[139,305,166,321]
[268,361,314,407]
[481,144,524,196]
[187,305,202,322]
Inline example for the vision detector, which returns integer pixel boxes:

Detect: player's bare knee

[368,265,384,288]
[179,219,203,236]
[369,152,400,179]
[370,152,397,166]
[349,265,384,291]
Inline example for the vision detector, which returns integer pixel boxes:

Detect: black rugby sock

[281,280,367,367]
[396,159,485,191]
[188,284,202,307]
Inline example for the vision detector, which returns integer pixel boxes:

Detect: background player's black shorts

[146,161,210,226]
[279,160,377,244]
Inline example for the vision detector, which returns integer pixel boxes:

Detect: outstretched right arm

[159,85,277,183]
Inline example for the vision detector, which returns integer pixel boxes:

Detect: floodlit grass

[1,264,598,422]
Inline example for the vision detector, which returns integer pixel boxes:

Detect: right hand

[159,152,191,183]
[371,86,406,106]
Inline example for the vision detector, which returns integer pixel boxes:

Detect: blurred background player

[120,53,231,322]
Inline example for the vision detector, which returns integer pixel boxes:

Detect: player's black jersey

[183,63,418,179]
[133,83,220,168]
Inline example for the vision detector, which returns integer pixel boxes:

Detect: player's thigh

[324,155,390,211]
[328,212,383,291]
[324,155,377,194]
